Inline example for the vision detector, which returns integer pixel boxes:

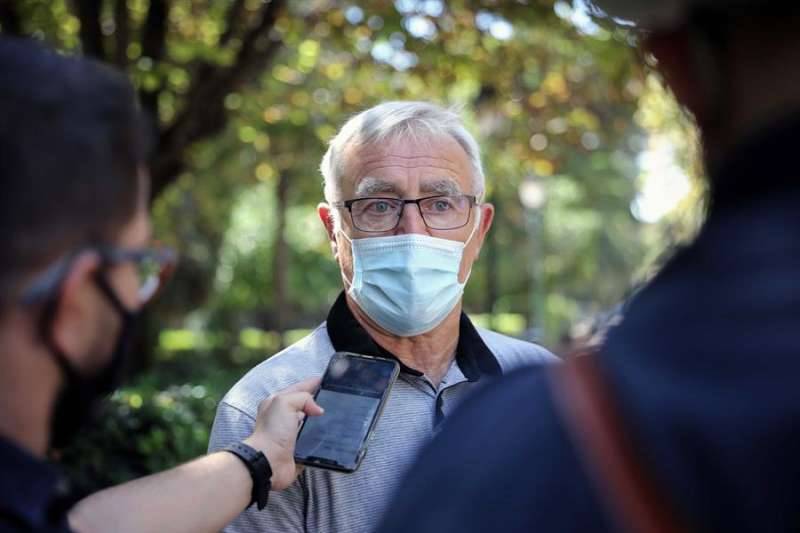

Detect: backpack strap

[548,354,688,533]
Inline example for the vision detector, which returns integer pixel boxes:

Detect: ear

[49,253,101,371]
[317,202,338,256]
[472,203,495,260]
[644,28,709,124]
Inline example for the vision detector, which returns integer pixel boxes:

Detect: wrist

[242,434,270,456]
[242,433,278,468]
[221,449,255,502]
[223,442,272,510]
[243,434,284,484]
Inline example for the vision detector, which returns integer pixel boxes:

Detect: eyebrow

[420,178,461,196]
[354,177,463,198]
[354,177,398,197]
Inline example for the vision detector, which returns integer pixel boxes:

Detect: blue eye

[358,199,398,215]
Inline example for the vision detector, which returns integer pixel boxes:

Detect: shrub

[56,381,220,497]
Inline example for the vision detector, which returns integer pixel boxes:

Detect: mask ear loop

[36,253,90,385]
[335,229,356,290]
[465,206,482,245]
[459,206,483,284]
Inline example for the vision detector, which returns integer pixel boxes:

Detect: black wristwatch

[224,442,273,510]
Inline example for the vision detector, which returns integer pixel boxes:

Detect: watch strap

[224,442,273,510]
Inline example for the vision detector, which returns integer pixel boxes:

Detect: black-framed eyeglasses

[21,245,178,307]
[331,194,478,233]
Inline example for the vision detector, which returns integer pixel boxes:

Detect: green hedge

[55,344,261,497]
[56,381,221,497]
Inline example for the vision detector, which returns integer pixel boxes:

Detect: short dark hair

[0,37,148,304]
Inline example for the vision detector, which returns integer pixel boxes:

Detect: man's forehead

[355,149,463,165]
[354,176,462,197]
[341,137,473,192]
[344,135,469,168]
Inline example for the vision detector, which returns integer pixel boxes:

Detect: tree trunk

[0,3,22,34]
[272,171,290,349]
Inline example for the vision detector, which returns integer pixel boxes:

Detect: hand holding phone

[243,378,324,490]
[294,352,400,473]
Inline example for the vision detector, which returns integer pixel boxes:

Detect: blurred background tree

[2,0,702,492]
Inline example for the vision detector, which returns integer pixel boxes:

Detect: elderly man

[209,101,555,532]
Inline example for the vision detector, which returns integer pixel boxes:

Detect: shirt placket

[402,361,472,429]
[435,362,473,428]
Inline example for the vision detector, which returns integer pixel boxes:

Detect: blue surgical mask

[339,216,480,337]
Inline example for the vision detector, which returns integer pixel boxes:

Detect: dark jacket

[0,437,72,532]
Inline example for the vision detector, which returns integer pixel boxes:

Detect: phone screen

[295,353,399,471]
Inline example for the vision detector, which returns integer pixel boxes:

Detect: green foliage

[56,338,279,495]
[8,0,688,342]
[143,0,663,346]
[58,375,222,496]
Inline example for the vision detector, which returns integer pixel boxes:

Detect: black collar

[0,436,70,530]
[326,292,502,381]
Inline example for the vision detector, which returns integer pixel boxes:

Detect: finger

[277,377,321,396]
[255,395,274,416]
[275,391,325,416]
[303,397,324,417]
[258,378,319,414]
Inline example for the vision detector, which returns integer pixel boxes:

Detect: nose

[395,202,428,235]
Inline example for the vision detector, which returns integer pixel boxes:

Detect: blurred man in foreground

[0,37,322,533]
[378,1,800,531]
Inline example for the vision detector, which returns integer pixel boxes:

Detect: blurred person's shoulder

[219,323,334,418]
[378,363,610,533]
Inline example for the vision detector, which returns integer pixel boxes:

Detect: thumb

[280,377,322,395]
[277,391,325,417]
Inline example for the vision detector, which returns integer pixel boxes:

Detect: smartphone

[294,352,400,473]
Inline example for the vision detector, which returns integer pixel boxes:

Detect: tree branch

[0,2,22,35]
[141,0,168,61]
[148,0,288,199]
[113,0,130,67]
[219,0,246,46]
[139,0,169,120]
[226,0,284,83]
[73,0,105,59]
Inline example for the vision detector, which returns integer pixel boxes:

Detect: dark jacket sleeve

[374,366,617,533]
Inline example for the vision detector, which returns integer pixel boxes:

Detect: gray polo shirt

[209,293,556,533]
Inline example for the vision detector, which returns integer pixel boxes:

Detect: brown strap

[549,354,688,533]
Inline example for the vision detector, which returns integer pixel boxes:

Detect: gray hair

[320,101,486,203]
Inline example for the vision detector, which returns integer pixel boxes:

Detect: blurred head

[317,101,495,336]
[590,0,800,167]
[0,37,154,432]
